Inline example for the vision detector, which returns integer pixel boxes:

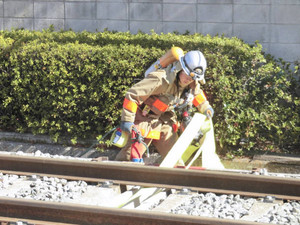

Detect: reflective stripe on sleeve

[193,92,207,107]
[123,98,138,113]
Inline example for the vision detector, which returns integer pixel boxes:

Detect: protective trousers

[115,109,178,161]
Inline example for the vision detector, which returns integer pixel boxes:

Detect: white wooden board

[201,119,224,170]
[160,113,206,168]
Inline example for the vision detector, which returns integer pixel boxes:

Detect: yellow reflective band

[140,129,161,140]
[193,92,207,107]
[123,98,138,113]
[146,130,160,140]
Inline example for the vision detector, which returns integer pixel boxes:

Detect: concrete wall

[0,0,299,63]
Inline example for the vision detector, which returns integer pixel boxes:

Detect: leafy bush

[0,29,298,153]
[0,39,162,143]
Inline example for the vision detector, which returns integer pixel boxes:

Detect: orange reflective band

[123,98,138,113]
[153,99,168,112]
[140,129,160,140]
[193,92,207,107]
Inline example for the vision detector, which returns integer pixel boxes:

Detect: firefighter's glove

[120,121,134,133]
[204,107,214,119]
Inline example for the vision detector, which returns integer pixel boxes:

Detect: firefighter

[115,48,214,163]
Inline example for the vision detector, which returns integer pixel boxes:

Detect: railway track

[0,154,300,225]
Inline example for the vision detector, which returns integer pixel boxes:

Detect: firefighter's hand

[120,121,134,133]
[204,107,214,119]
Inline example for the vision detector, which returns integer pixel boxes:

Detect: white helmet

[179,50,207,81]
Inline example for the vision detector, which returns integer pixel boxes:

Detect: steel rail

[1,169,298,201]
[0,197,268,225]
[0,154,299,199]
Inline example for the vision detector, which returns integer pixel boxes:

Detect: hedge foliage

[0,28,299,154]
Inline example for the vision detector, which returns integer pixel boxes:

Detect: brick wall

[0,0,299,63]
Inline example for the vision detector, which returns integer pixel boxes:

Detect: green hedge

[0,29,299,154]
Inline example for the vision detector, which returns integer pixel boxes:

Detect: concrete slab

[34,2,64,19]
[4,1,33,18]
[198,4,232,23]
[130,3,162,21]
[65,2,96,19]
[66,185,121,206]
[152,193,196,213]
[253,155,300,164]
[241,201,281,222]
[97,2,128,20]
[0,179,31,198]
[163,4,196,22]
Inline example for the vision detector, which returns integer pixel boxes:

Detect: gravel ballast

[170,192,300,225]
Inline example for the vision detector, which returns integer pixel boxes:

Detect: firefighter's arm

[193,90,214,118]
[121,72,164,123]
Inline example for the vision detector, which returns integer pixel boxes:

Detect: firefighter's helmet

[179,50,207,81]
